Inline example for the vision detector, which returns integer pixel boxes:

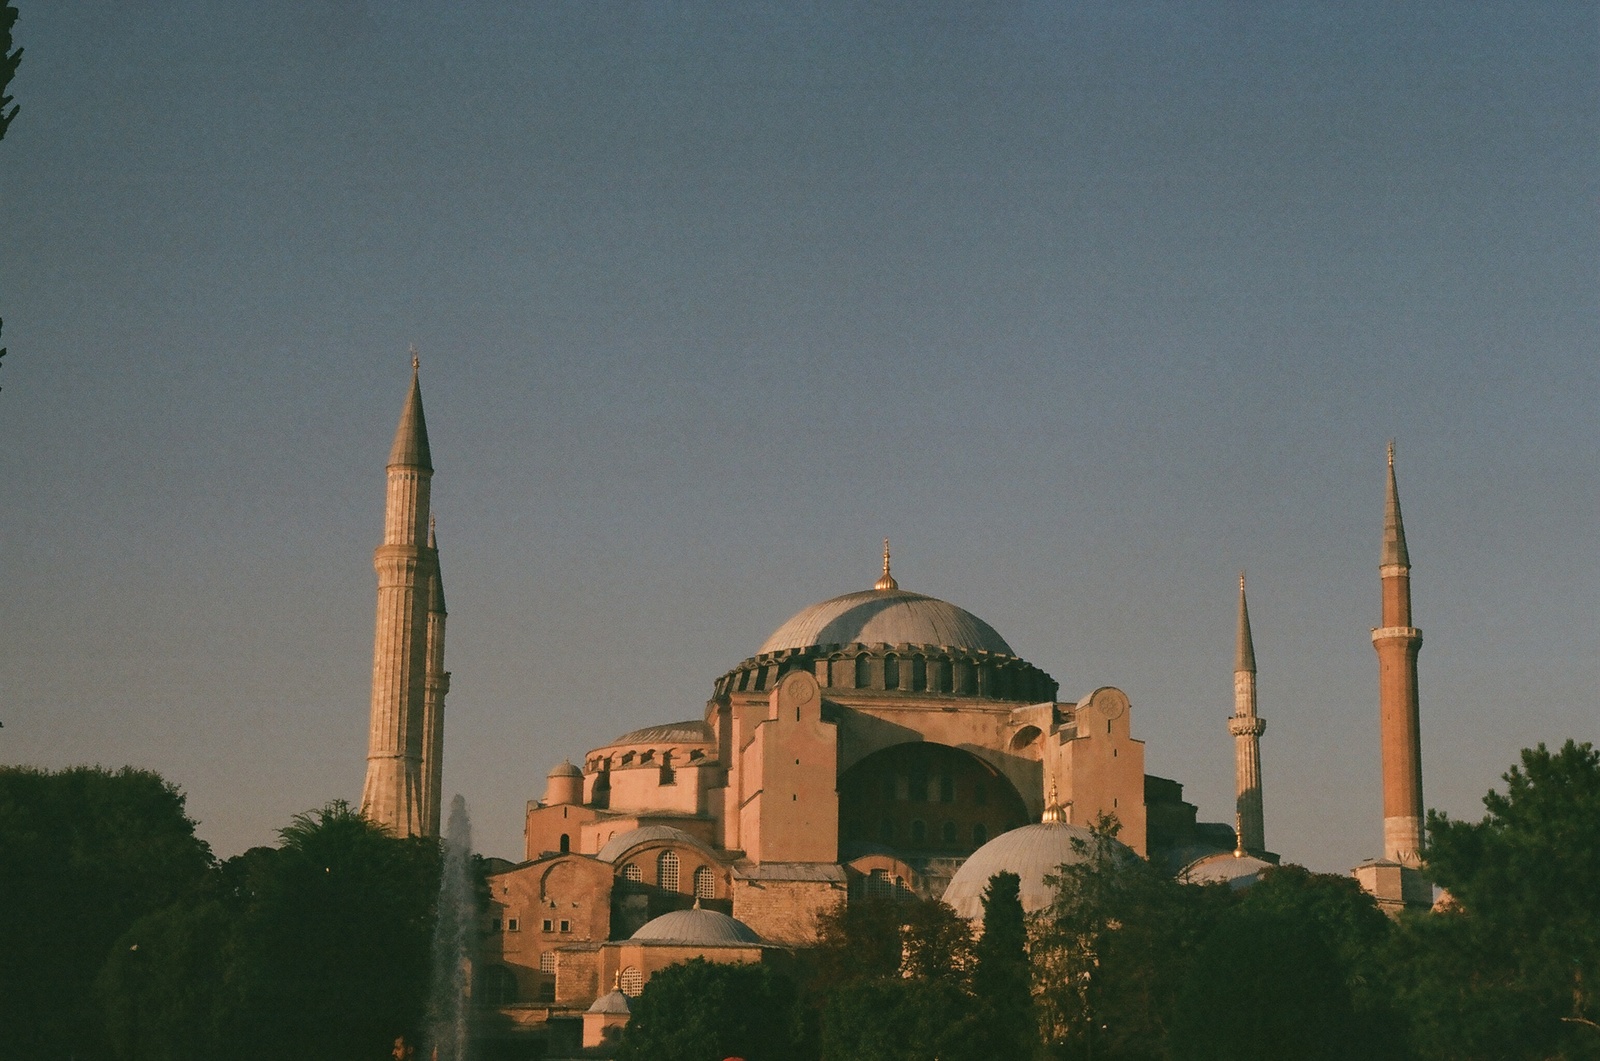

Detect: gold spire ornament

[411,344,420,373]
[874,538,899,592]
[1041,779,1066,824]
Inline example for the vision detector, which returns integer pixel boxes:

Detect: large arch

[838,742,1031,860]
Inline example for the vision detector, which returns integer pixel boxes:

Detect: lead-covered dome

[759,589,1014,656]
[942,821,1135,922]
[630,906,764,946]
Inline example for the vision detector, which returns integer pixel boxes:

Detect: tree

[810,893,973,990]
[821,976,987,1061]
[0,766,213,1061]
[1171,908,1356,1061]
[1036,815,1231,1060]
[972,871,1037,1059]
[1392,740,1600,1060]
[1235,865,1406,1057]
[224,801,441,1061]
[616,959,808,1061]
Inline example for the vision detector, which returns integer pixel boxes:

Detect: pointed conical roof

[1383,442,1410,568]
[388,361,433,471]
[427,519,447,614]
[1235,573,1256,674]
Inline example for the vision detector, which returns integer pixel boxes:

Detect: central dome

[758,588,1014,657]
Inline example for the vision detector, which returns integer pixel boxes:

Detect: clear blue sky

[2,2,1595,871]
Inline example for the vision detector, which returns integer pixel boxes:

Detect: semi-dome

[630,906,764,946]
[942,820,1134,922]
[759,588,1014,656]
[595,825,714,864]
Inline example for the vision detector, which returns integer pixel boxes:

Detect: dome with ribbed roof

[630,906,763,945]
[759,589,1014,656]
[607,719,714,747]
[942,821,1134,922]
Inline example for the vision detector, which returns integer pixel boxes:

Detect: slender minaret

[360,352,437,837]
[1228,573,1266,855]
[420,517,450,838]
[1373,442,1424,864]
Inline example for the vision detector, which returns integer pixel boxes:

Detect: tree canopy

[0,766,213,1061]
[1391,740,1600,1060]
[616,958,808,1061]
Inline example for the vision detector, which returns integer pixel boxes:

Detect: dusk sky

[2,2,1594,873]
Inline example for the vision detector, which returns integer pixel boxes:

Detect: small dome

[630,906,763,946]
[595,825,714,864]
[759,589,1014,657]
[588,989,631,1015]
[1181,853,1275,890]
[942,821,1133,922]
[547,759,582,778]
[608,719,715,747]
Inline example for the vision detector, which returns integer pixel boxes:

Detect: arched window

[884,653,899,690]
[558,833,570,853]
[694,865,715,900]
[941,821,957,845]
[910,819,926,844]
[855,655,871,688]
[973,823,988,847]
[620,967,644,997]
[622,863,642,883]
[939,775,955,803]
[539,951,556,973]
[657,850,680,892]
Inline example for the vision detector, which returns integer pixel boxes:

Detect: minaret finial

[874,538,899,592]
[1234,810,1246,858]
[411,344,420,373]
[429,514,437,547]
[1388,439,1395,468]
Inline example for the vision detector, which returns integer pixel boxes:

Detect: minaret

[1373,442,1424,864]
[420,517,450,838]
[360,352,436,838]
[1228,573,1266,854]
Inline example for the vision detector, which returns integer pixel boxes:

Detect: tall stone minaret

[1373,442,1424,865]
[1228,573,1266,855]
[360,354,437,838]
[420,517,450,838]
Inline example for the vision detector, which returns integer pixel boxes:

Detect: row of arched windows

[619,851,718,898]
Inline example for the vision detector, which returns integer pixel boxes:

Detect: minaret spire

[361,355,439,838]
[874,538,899,592]
[1373,442,1424,864]
[420,516,450,837]
[1228,572,1266,855]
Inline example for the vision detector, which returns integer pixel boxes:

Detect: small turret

[874,538,899,592]
[545,760,585,806]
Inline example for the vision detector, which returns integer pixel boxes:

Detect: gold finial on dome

[874,538,899,592]
[1041,779,1065,824]
[410,344,420,373]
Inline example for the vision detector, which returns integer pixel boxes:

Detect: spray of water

[426,795,474,1061]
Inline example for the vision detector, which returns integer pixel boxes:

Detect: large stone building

[358,367,1429,1055]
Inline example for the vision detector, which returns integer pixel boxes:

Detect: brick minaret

[360,354,437,837]
[420,517,450,838]
[1228,573,1266,855]
[1373,442,1424,864]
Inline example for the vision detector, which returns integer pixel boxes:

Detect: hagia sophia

[358,362,1430,1056]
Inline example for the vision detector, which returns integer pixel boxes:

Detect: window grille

[622,863,642,883]
[657,850,680,892]
[694,865,715,900]
[620,967,644,997]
